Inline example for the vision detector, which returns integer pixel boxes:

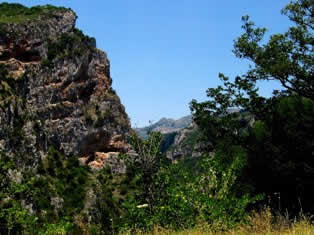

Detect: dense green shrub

[92,168,121,234]
[42,29,96,68]
[244,96,314,214]
[119,132,258,232]
[0,148,91,234]
[0,199,37,234]
[0,153,38,234]
[39,147,90,216]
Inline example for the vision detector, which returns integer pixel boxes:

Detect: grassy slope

[122,209,314,234]
[0,3,67,23]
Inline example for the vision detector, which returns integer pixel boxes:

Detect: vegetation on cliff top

[0,2,69,23]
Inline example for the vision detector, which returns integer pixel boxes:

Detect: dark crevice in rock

[0,42,41,63]
[60,77,72,91]
[73,59,89,82]
[17,50,41,63]
[79,81,96,103]
[50,91,61,104]
[79,130,113,156]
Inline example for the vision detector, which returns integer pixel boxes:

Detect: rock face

[135,115,204,161]
[0,6,131,170]
[165,122,204,161]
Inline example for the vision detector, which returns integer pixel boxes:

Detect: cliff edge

[0,3,131,171]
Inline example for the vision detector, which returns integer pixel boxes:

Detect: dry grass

[121,208,314,235]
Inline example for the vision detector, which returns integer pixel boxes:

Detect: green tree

[126,132,165,210]
[120,131,257,231]
[190,0,314,214]
[119,131,165,231]
[233,0,313,100]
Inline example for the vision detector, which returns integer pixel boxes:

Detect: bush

[40,147,90,215]
[119,132,259,232]
[42,29,96,68]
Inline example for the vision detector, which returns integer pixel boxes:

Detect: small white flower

[136,204,148,208]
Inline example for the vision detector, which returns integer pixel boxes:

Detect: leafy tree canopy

[190,0,314,214]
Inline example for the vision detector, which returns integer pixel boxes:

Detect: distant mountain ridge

[136,109,244,160]
[135,115,192,138]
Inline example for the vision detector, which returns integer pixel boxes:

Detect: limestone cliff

[0,4,131,171]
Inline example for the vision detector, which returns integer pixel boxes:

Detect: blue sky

[4,0,292,127]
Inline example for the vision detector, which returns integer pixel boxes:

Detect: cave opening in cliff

[16,50,41,63]
[79,130,121,158]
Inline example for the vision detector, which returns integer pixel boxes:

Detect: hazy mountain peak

[135,115,192,138]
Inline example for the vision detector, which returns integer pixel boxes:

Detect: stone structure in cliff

[0,5,131,171]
